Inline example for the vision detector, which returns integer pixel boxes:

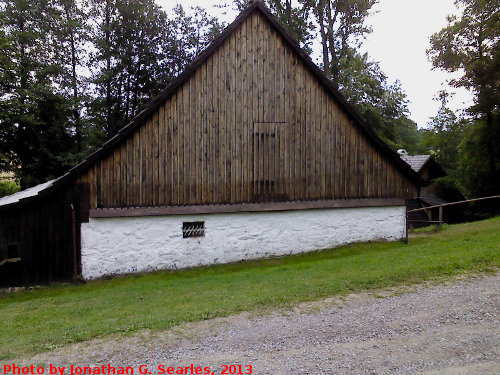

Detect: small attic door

[252,122,288,202]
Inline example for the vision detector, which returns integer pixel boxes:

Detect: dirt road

[12,274,500,375]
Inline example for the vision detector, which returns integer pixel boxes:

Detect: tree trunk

[325,0,339,81]
[105,0,113,137]
[18,14,29,189]
[64,2,82,153]
[316,0,329,72]
[285,0,291,20]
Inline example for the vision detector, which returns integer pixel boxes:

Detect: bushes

[0,180,20,198]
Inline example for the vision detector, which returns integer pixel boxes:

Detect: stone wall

[81,206,406,279]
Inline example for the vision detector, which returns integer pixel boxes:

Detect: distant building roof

[400,155,432,173]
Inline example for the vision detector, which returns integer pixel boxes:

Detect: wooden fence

[405,195,500,243]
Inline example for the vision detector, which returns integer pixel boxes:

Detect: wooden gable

[77,3,419,210]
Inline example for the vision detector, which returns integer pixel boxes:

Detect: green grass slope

[0,217,498,359]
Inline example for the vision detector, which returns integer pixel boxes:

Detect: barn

[0,2,423,286]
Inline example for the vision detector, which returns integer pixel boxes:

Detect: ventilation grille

[182,221,205,238]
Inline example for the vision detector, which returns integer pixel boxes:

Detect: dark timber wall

[77,10,418,209]
[0,185,87,287]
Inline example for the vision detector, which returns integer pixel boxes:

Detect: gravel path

[13,274,500,375]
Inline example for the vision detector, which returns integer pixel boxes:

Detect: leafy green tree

[0,0,76,188]
[428,0,499,196]
[170,5,226,75]
[0,26,15,172]
[337,49,424,153]
[457,114,500,198]
[423,93,462,169]
[234,0,315,52]
[53,0,89,154]
[88,0,225,139]
[421,91,468,191]
[314,0,377,82]
[87,0,121,139]
[0,0,226,189]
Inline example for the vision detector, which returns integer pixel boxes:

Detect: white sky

[157,0,473,128]
[362,0,473,127]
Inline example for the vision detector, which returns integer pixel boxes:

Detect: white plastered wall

[80,206,406,280]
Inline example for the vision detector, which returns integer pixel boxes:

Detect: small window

[182,221,205,238]
[7,243,21,262]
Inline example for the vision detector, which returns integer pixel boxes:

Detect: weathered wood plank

[82,12,418,209]
[90,198,406,218]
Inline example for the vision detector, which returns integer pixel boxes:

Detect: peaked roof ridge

[1,1,423,209]
[400,154,432,172]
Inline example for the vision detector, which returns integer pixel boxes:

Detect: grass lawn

[0,217,499,360]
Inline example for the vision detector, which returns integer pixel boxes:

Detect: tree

[314,0,377,82]
[52,0,89,154]
[170,5,226,74]
[87,0,121,139]
[428,0,499,196]
[234,0,315,52]
[457,114,500,198]
[0,0,76,188]
[421,91,468,191]
[0,0,226,188]
[337,49,423,153]
[0,26,16,173]
[88,0,225,139]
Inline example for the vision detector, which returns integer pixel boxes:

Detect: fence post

[405,209,409,244]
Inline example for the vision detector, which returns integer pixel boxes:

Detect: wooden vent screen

[253,122,288,202]
[182,221,205,238]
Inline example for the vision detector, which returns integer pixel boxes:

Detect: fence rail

[405,194,500,244]
[407,195,500,213]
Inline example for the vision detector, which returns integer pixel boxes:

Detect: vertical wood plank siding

[78,13,417,208]
[0,186,84,286]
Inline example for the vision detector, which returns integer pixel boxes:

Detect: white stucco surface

[81,206,406,280]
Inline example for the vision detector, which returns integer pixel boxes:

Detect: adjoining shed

[399,151,449,227]
[0,180,88,285]
[0,2,423,286]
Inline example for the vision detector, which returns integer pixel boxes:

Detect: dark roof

[401,155,432,173]
[419,194,447,206]
[0,1,423,210]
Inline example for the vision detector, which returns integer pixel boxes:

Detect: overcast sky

[157,0,473,128]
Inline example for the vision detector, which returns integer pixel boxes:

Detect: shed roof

[0,179,55,207]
